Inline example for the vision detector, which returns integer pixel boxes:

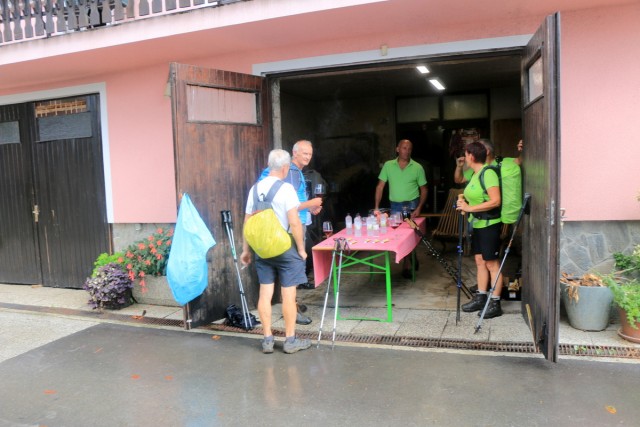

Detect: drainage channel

[3,302,639,360]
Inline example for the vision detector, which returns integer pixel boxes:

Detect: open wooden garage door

[170,63,271,328]
[521,13,561,362]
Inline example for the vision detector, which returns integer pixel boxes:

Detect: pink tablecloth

[311,217,426,286]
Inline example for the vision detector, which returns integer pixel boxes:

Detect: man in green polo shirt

[374,139,428,278]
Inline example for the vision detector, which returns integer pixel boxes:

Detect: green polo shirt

[378,158,427,202]
[463,165,501,229]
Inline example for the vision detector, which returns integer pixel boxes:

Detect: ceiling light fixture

[429,78,445,91]
[416,65,430,74]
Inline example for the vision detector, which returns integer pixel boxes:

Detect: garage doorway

[270,30,559,361]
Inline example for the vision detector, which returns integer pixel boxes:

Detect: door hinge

[32,204,40,223]
[550,200,555,226]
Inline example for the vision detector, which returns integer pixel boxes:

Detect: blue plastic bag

[167,193,216,305]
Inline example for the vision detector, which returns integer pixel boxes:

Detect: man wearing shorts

[241,149,311,354]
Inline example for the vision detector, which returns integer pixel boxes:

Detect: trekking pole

[474,193,531,333]
[221,210,253,330]
[331,238,349,349]
[405,218,472,299]
[456,194,465,325]
[317,238,339,347]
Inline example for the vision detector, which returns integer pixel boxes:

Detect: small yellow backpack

[243,180,292,259]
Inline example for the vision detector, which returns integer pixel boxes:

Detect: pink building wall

[3,1,638,223]
[106,64,177,223]
[561,3,640,221]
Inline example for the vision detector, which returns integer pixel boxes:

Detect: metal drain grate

[4,302,639,359]
[206,323,640,359]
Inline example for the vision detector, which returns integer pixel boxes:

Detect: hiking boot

[261,338,274,354]
[478,299,503,319]
[296,312,312,325]
[283,337,311,354]
[462,292,488,312]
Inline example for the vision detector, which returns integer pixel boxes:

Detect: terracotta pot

[617,308,640,344]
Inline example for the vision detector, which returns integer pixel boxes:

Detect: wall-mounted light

[416,65,430,74]
[429,78,445,91]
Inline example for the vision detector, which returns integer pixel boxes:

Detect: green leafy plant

[91,252,125,277]
[604,245,640,329]
[123,227,174,290]
[83,263,134,310]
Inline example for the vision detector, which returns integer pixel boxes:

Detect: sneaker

[283,337,311,354]
[261,338,274,354]
[462,292,488,312]
[478,299,503,319]
[297,282,315,290]
[296,312,312,325]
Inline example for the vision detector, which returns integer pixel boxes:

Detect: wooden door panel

[0,104,41,284]
[521,13,560,361]
[171,63,271,328]
[32,95,110,288]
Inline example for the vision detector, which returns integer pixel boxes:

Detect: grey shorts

[255,245,307,287]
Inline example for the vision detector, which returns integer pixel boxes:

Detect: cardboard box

[501,276,522,301]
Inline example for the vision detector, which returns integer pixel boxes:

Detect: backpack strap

[251,180,285,213]
[263,179,284,203]
[475,165,501,221]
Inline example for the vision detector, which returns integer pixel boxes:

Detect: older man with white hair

[241,149,312,354]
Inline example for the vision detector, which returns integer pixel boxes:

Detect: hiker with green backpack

[455,140,512,318]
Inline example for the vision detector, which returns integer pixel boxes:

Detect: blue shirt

[259,164,309,225]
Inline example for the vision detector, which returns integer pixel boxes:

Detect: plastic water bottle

[354,214,362,237]
[366,214,375,237]
[380,215,387,234]
[345,213,353,235]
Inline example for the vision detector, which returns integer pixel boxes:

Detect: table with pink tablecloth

[311,217,426,322]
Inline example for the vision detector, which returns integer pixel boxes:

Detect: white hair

[268,149,291,171]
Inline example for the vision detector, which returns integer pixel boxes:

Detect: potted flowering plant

[122,227,174,291]
[83,263,134,310]
[602,246,640,343]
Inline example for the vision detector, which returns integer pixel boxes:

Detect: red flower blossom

[121,227,174,291]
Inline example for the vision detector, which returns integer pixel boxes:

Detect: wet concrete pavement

[1,309,640,427]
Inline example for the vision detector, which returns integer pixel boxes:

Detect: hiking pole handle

[457,194,465,215]
[514,193,532,225]
[221,210,233,226]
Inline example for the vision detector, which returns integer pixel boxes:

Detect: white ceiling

[279,55,522,101]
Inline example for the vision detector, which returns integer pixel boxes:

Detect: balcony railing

[0,0,248,46]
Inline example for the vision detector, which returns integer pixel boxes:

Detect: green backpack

[477,157,522,224]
